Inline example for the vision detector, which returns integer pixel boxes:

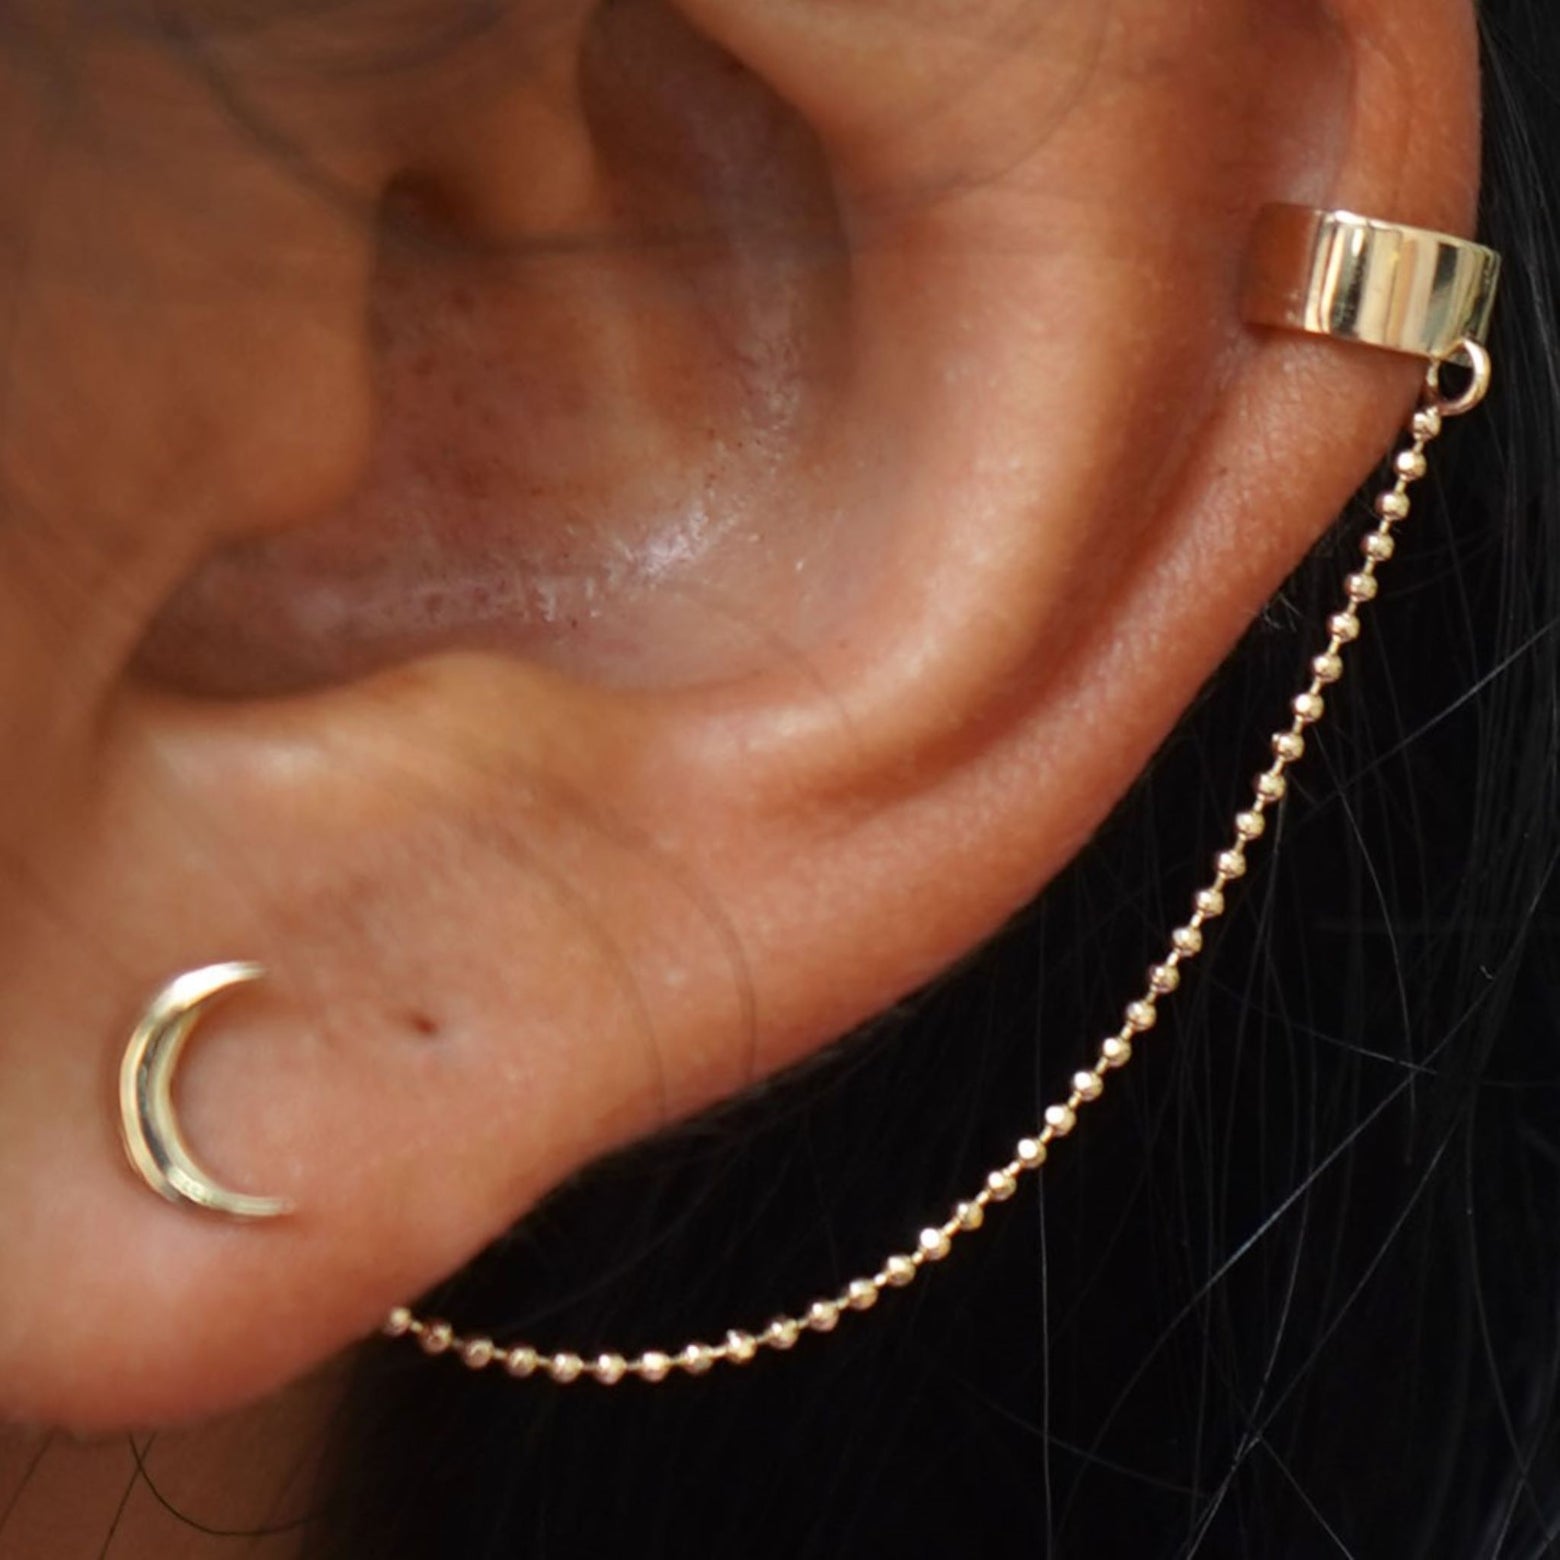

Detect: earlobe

[0,0,1486,1431]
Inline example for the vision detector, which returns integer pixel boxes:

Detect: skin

[0,0,1481,1550]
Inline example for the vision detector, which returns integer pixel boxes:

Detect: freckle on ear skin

[405,1010,442,1040]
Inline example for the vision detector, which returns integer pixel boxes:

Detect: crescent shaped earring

[118,962,293,1221]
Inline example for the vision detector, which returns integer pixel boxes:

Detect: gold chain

[384,344,1492,1387]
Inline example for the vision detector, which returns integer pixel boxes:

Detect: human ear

[0,0,1482,1429]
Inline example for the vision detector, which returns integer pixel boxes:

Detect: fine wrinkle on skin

[852,0,1115,221]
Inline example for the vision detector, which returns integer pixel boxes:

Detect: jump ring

[1424,337,1493,419]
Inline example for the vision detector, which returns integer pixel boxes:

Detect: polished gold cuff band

[1244,204,1501,361]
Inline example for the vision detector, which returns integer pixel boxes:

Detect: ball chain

[384,348,1488,1387]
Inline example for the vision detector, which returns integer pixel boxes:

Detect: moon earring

[118,962,293,1221]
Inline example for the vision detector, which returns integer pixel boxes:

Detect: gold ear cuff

[1245,204,1499,364]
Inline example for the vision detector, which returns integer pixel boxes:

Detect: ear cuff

[1245,203,1500,399]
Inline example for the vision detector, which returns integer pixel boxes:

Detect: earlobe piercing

[118,962,293,1221]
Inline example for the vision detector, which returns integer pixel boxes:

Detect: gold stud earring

[118,962,292,1221]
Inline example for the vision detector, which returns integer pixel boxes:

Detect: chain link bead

[1100,1035,1133,1068]
[956,1199,986,1230]
[1172,924,1204,956]
[1255,770,1288,802]
[1071,1071,1104,1103]
[420,1321,454,1356]
[1216,848,1248,878]
[1345,571,1379,602]
[804,1300,839,1333]
[846,1279,879,1311]
[775,1317,808,1350]
[918,1227,952,1261]
[681,1343,717,1373]
[1044,1103,1077,1136]
[1235,809,1266,840]
[1016,1136,1047,1168]
[1394,448,1428,481]
[1124,999,1158,1033]
[461,1338,496,1371]
[593,1353,627,1384]
[640,1349,674,1379]
[1361,531,1395,561]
